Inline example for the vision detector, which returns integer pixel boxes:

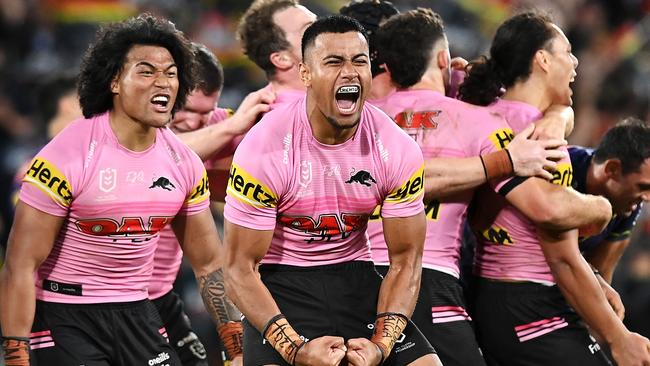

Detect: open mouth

[335,85,360,114]
[151,94,171,112]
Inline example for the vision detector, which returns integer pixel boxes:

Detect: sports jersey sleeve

[382,131,425,218]
[19,130,81,217]
[223,123,284,230]
[178,150,211,216]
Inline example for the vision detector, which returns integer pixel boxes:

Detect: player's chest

[74,149,186,207]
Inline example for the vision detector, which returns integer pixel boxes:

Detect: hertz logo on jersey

[488,128,514,150]
[550,162,573,187]
[227,163,277,208]
[23,157,73,207]
[186,169,210,205]
[385,164,425,204]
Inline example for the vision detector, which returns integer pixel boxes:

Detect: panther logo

[149,177,176,191]
[345,169,376,187]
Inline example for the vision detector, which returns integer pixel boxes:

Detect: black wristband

[261,313,285,336]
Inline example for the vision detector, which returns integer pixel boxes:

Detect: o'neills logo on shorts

[23,157,73,206]
[227,163,277,208]
[148,352,170,365]
[385,164,425,204]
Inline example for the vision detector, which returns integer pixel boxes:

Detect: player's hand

[294,336,346,366]
[610,331,650,366]
[230,355,243,366]
[508,123,567,180]
[227,87,275,135]
[596,272,625,320]
[450,56,468,70]
[2,337,30,366]
[345,338,383,366]
[532,106,574,140]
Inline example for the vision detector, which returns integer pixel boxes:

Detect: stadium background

[0,0,648,364]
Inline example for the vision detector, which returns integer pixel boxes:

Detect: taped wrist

[217,321,243,360]
[370,312,409,363]
[262,314,305,365]
[480,150,514,181]
[2,336,30,366]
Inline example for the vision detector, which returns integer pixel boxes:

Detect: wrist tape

[480,149,514,181]
[262,314,305,365]
[370,312,409,363]
[217,321,243,360]
[2,336,30,366]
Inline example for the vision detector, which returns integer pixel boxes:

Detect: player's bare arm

[424,122,566,201]
[177,87,275,160]
[585,238,631,284]
[533,105,574,140]
[0,202,65,364]
[506,178,612,233]
[538,228,650,366]
[223,220,346,366]
[172,209,243,360]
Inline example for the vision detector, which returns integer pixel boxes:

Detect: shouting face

[111,44,179,128]
[300,31,371,138]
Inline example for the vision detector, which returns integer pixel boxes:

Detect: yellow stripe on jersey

[22,157,73,207]
[226,163,277,208]
[488,128,515,150]
[549,162,573,187]
[385,164,425,204]
[186,169,210,205]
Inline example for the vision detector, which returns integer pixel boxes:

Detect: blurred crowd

[0,0,648,363]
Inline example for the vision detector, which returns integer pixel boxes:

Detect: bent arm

[538,228,627,345]
[177,122,239,161]
[172,209,241,326]
[222,220,279,331]
[379,212,426,316]
[0,201,63,337]
[585,238,631,284]
[506,178,612,232]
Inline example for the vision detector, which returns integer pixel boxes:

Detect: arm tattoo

[197,269,242,326]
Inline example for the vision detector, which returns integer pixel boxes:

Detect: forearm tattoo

[197,269,242,326]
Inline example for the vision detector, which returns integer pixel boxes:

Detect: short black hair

[301,15,368,60]
[377,8,445,88]
[192,42,224,95]
[593,117,650,174]
[339,0,398,77]
[78,13,195,118]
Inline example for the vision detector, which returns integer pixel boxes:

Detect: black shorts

[30,299,181,366]
[152,291,208,366]
[377,266,487,366]
[243,261,436,366]
[472,279,612,366]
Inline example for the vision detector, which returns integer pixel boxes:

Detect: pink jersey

[369,90,512,277]
[474,99,573,284]
[150,107,232,300]
[20,112,210,304]
[224,97,424,266]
